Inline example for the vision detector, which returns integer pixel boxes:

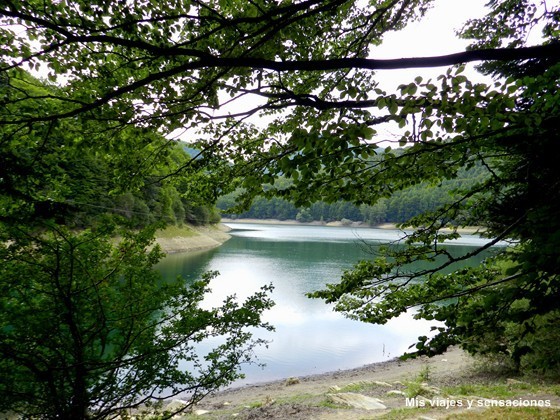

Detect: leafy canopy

[2,1,560,416]
[0,222,274,418]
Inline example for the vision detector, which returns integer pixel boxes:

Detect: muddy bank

[154,224,231,254]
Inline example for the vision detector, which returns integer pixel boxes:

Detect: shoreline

[221,217,394,229]
[185,345,560,419]
[219,346,471,393]
[152,219,485,255]
[154,223,232,254]
[222,217,485,234]
[182,347,475,417]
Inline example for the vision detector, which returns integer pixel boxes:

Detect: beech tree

[0,223,273,418]
[0,71,274,417]
[1,0,560,416]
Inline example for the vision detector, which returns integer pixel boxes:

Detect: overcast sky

[370,0,489,91]
[373,0,488,58]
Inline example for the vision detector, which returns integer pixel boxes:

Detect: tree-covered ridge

[0,70,220,228]
[219,165,488,224]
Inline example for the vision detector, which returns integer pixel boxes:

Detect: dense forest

[219,166,488,225]
[1,70,221,230]
[63,142,221,228]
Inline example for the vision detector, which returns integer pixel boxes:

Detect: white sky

[369,0,490,91]
[374,0,489,58]
[211,0,492,126]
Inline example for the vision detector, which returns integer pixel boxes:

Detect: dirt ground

[182,346,560,419]
[154,224,232,254]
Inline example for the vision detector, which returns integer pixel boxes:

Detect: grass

[443,381,560,399]
[446,406,560,419]
[155,224,197,239]
[402,364,438,398]
[335,381,383,393]
[376,406,432,419]
[374,357,560,419]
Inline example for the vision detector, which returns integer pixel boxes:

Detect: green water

[157,223,499,386]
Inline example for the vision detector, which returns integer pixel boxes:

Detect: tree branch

[206,43,560,71]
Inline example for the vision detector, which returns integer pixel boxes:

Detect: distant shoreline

[153,219,485,254]
[221,217,397,229]
[221,218,484,234]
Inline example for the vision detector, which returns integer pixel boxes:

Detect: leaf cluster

[0,223,274,418]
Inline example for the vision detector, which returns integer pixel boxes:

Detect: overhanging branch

[205,43,560,71]
[1,44,558,125]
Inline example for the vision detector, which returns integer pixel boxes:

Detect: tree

[0,223,273,418]
[2,0,560,409]
[0,67,272,417]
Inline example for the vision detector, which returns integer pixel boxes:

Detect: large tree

[0,69,274,417]
[0,223,273,418]
[1,0,560,415]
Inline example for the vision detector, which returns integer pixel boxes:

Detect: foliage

[0,222,274,418]
[2,1,560,413]
[0,70,222,228]
[218,166,487,224]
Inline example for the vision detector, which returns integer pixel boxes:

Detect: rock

[285,377,300,386]
[165,399,189,413]
[387,390,406,396]
[373,380,393,387]
[193,409,210,416]
[327,392,386,410]
[419,383,440,395]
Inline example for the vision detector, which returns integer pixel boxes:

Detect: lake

[157,223,499,386]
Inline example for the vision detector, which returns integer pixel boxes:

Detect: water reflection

[157,223,498,386]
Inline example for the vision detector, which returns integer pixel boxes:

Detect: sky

[374,0,489,58]
[369,0,490,91]
[211,0,492,130]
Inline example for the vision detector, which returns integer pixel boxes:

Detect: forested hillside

[1,70,220,229]
[219,165,488,225]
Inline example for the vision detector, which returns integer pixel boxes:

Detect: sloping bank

[154,223,231,254]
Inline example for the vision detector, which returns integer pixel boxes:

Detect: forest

[1,0,559,418]
[1,73,220,229]
[218,165,488,224]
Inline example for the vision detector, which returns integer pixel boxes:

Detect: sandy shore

[222,218,484,234]
[154,224,232,254]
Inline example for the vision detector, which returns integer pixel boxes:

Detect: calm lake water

[157,223,499,386]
